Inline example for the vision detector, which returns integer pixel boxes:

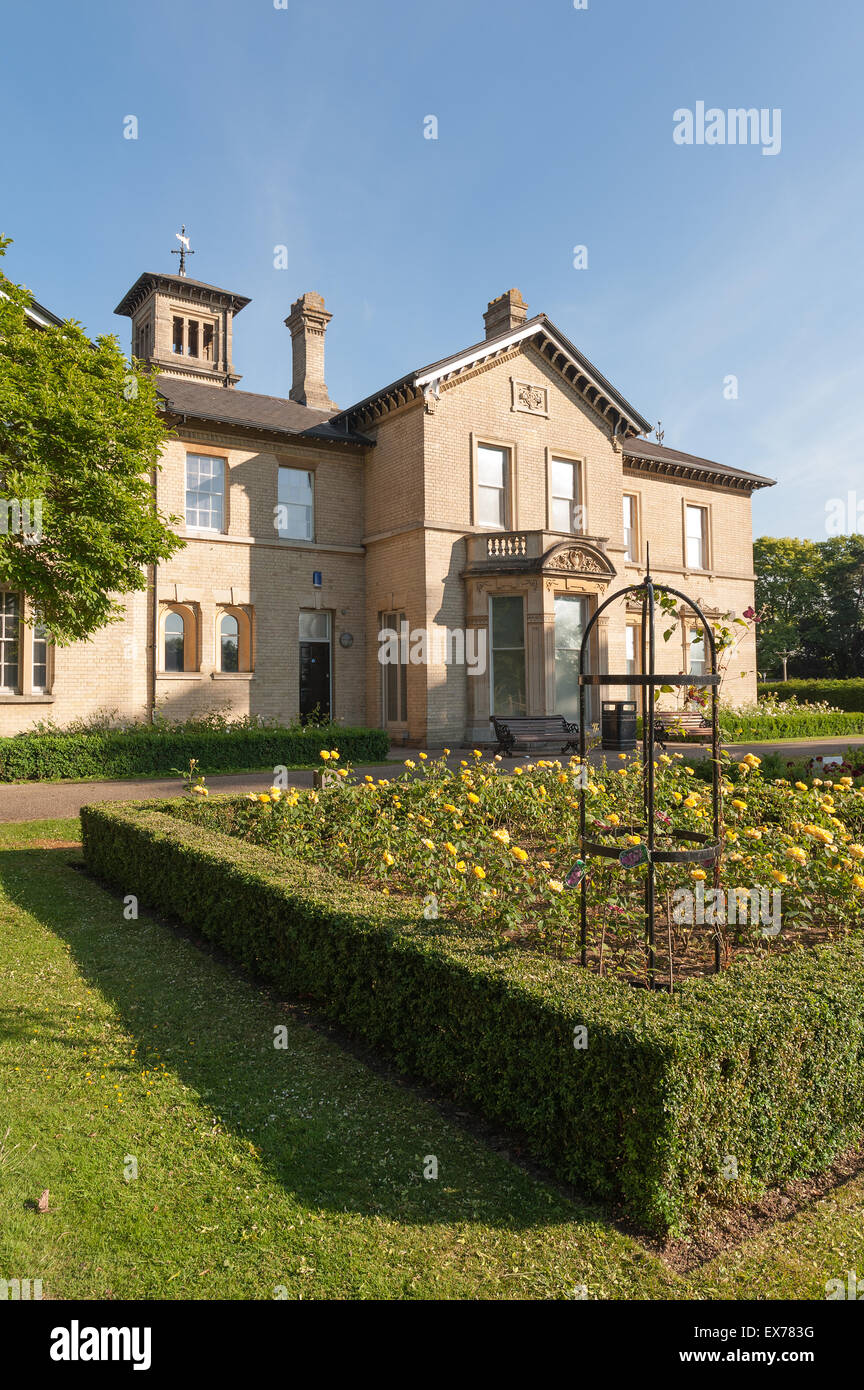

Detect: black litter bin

[601,700,637,752]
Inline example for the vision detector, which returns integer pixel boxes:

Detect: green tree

[0,238,183,644]
[816,535,864,677]
[753,536,823,676]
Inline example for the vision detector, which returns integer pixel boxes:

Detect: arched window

[164,611,186,672]
[220,613,239,672]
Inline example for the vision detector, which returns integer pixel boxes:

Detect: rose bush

[174,747,864,986]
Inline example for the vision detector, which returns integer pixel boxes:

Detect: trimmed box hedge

[639,710,864,742]
[0,724,390,783]
[81,800,864,1236]
[718,710,864,741]
[759,679,864,714]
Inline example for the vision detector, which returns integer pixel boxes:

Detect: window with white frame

[477,445,508,528]
[0,593,20,692]
[220,613,239,672]
[164,611,186,671]
[186,454,225,531]
[685,504,708,570]
[623,494,638,562]
[625,622,639,701]
[689,629,708,677]
[277,467,314,540]
[551,457,582,532]
[380,610,408,724]
[490,595,526,715]
[32,617,49,692]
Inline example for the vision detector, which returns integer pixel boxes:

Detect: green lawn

[1,817,862,1300]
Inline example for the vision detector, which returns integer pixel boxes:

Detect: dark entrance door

[299,610,332,721]
[300,642,331,719]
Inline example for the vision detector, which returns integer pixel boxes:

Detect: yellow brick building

[0,271,774,745]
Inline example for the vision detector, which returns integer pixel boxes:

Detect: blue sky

[2,0,862,541]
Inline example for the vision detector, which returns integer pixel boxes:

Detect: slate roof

[155,376,371,445]
[622,437,775,489]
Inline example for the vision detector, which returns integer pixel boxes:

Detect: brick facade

[0,274,772,744]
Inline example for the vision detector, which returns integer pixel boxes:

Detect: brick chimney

[483,288,528,340]
[285,292,337,410]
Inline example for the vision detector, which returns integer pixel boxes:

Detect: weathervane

[172,226,194,277]
[655,420,665,445]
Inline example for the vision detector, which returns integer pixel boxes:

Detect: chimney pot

[285,292,337,410]
[483,288,528,340]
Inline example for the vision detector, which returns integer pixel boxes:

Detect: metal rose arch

[576,550,722,985]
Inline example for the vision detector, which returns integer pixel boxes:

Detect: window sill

[156,672,203,680]
[0,693,55,703]
[210,672,255,680]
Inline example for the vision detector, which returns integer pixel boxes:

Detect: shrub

[759,680,864,714]
[0,724,390,782]
[170,749,864,980]
[81,800,864,1236]
[718,710,864,741]
[641,710,864,741]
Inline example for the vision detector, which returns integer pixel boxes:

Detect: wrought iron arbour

[577,552,722,983]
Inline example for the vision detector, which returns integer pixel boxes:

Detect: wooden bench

[490,714,579,757]
[654,710,713,747]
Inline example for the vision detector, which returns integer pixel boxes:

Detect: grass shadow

[0,845,614,1236]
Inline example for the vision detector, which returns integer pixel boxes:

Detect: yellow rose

[511,846,529,864]
[472,865,486,879]
[691,869,707,881]
[320,750,331,761]
[731,799,747,811]
[466,792,480,804]
[382,851,395,867]
[547,880,564,893]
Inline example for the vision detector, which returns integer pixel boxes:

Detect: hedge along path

[81,801,864,1237]
[0,725,390,783]
[0,820,684,1301]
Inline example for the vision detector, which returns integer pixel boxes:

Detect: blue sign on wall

[313,571,322,588]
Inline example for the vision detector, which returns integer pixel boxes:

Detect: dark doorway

[299,610,331,721]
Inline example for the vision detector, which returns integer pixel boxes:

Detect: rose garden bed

[80,750,864,1237]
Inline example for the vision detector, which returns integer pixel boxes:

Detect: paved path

[2,737,863,824]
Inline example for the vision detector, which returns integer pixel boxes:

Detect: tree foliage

[755,534,864,677]
[0,238,183,643]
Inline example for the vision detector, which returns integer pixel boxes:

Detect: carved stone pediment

[550,548,605,574]
[540,540,616,581]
